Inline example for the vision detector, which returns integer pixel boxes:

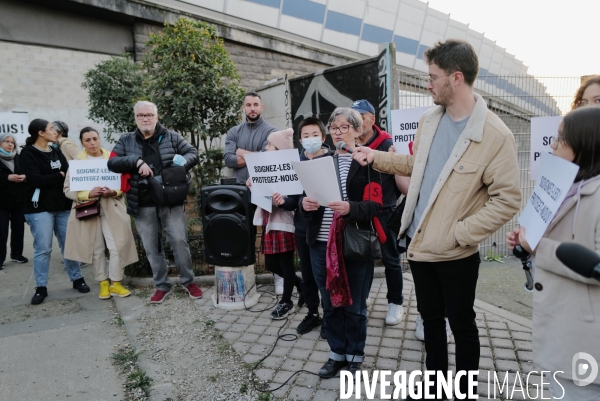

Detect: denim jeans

[0,204,25,263]
[409,252,481,398]
[310,240,374,362]
[379,208,404,305]
[134,206,194,292]
[25,210,82,287]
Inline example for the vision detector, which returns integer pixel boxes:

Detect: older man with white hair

[107,101,201,304]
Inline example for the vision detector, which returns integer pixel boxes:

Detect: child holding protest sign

[249,128,303,320]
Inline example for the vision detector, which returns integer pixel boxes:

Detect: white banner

[518,153,579,250]
[390,106,432,154]
[244,149,302,196]
[291,157,341,207]
[68,159,121,191]
[0,112,29,145]
[530,116,562,180]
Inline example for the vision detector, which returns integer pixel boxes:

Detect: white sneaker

[415,314,425,341]
[414,314,452,343]
[385,303,404,326]
[273,274,284,296]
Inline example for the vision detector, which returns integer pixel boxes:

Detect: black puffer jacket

[0,154,27,209]
[107,123,199,217]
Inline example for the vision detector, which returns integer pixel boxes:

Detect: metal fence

[397,72,582,257]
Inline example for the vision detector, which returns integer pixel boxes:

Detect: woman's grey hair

[133,100,158,114]
[328,107,363,130]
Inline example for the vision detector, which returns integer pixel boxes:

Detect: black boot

[318,359,348,378]
[31,287,48,305]
[73,277,90,293]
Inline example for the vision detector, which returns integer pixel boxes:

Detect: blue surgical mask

[0,148,10,155]
[301,137,322,154]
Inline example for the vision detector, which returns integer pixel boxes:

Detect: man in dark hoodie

[351,99,404,326]
[107,101,201,304]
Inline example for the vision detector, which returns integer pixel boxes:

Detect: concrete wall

[0,41,113,147]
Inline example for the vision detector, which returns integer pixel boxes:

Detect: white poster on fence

[68,159,121,191]
[291,157,341,207]
[0,112,29,145]
[518,153,579,250]
[390,106,432,154]
[530,116,562,180]
[244,149,302,196]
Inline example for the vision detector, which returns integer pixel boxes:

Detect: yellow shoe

[99,280,111,299]
[109,282,131,298]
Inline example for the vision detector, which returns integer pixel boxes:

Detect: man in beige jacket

[353,39,521,398]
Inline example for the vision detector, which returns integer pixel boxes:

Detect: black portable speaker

[201,184,255,267]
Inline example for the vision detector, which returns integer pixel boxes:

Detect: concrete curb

[122,266,389,287]
[123,267,532,329]
[113,296,175,401]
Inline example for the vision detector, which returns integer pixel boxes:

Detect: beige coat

[63,148,138,267]
[57,137,81,161]
[373,93,521,262]
[533,179,600,384]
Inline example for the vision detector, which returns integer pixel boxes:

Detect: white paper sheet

[518,153,579,250]
[68,159,121,191]
[250,190,272,213]
[530,116,563,180]
[390,106,432,154]
[291,157,341,207]
[244,149,302,196]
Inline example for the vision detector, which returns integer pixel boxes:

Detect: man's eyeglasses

[428,73,452,83]
[329,125,351,134]
[136,114,156,120]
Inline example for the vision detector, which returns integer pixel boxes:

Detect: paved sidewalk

[0,231,128,400]
[195,274,539,401]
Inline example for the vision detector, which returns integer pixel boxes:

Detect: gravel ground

[130,286,268,401]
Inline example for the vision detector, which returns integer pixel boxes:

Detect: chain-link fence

[397,72,581,257]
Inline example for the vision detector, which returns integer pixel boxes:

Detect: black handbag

[343,221,382,261]
[148,165,190,207]
[333,155,382,261]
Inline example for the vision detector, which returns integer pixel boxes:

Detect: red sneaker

[150,289,170,304]
[184,283,203,299]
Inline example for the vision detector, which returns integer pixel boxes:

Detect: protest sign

[518,153,579,250]
[244,149,302,196]
[390,106,432,154]
[68,159,121,191]
[291,157,341,207]
[530,116,562,180]
[250,191,272,213]
[0,112,29,145]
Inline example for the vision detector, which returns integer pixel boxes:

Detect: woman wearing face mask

[64,127,138,300]
[506,106,600,399]
[0,133,28,269]
[20,119,89,305]
[275,117,333,336]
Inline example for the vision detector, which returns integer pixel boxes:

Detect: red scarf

[326,213,351,307]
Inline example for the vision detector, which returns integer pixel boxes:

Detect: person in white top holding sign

[64,127,138,300]
[507,106,600,398]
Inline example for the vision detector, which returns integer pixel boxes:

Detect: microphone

[336,141,353,153]
[556,242,600,282]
